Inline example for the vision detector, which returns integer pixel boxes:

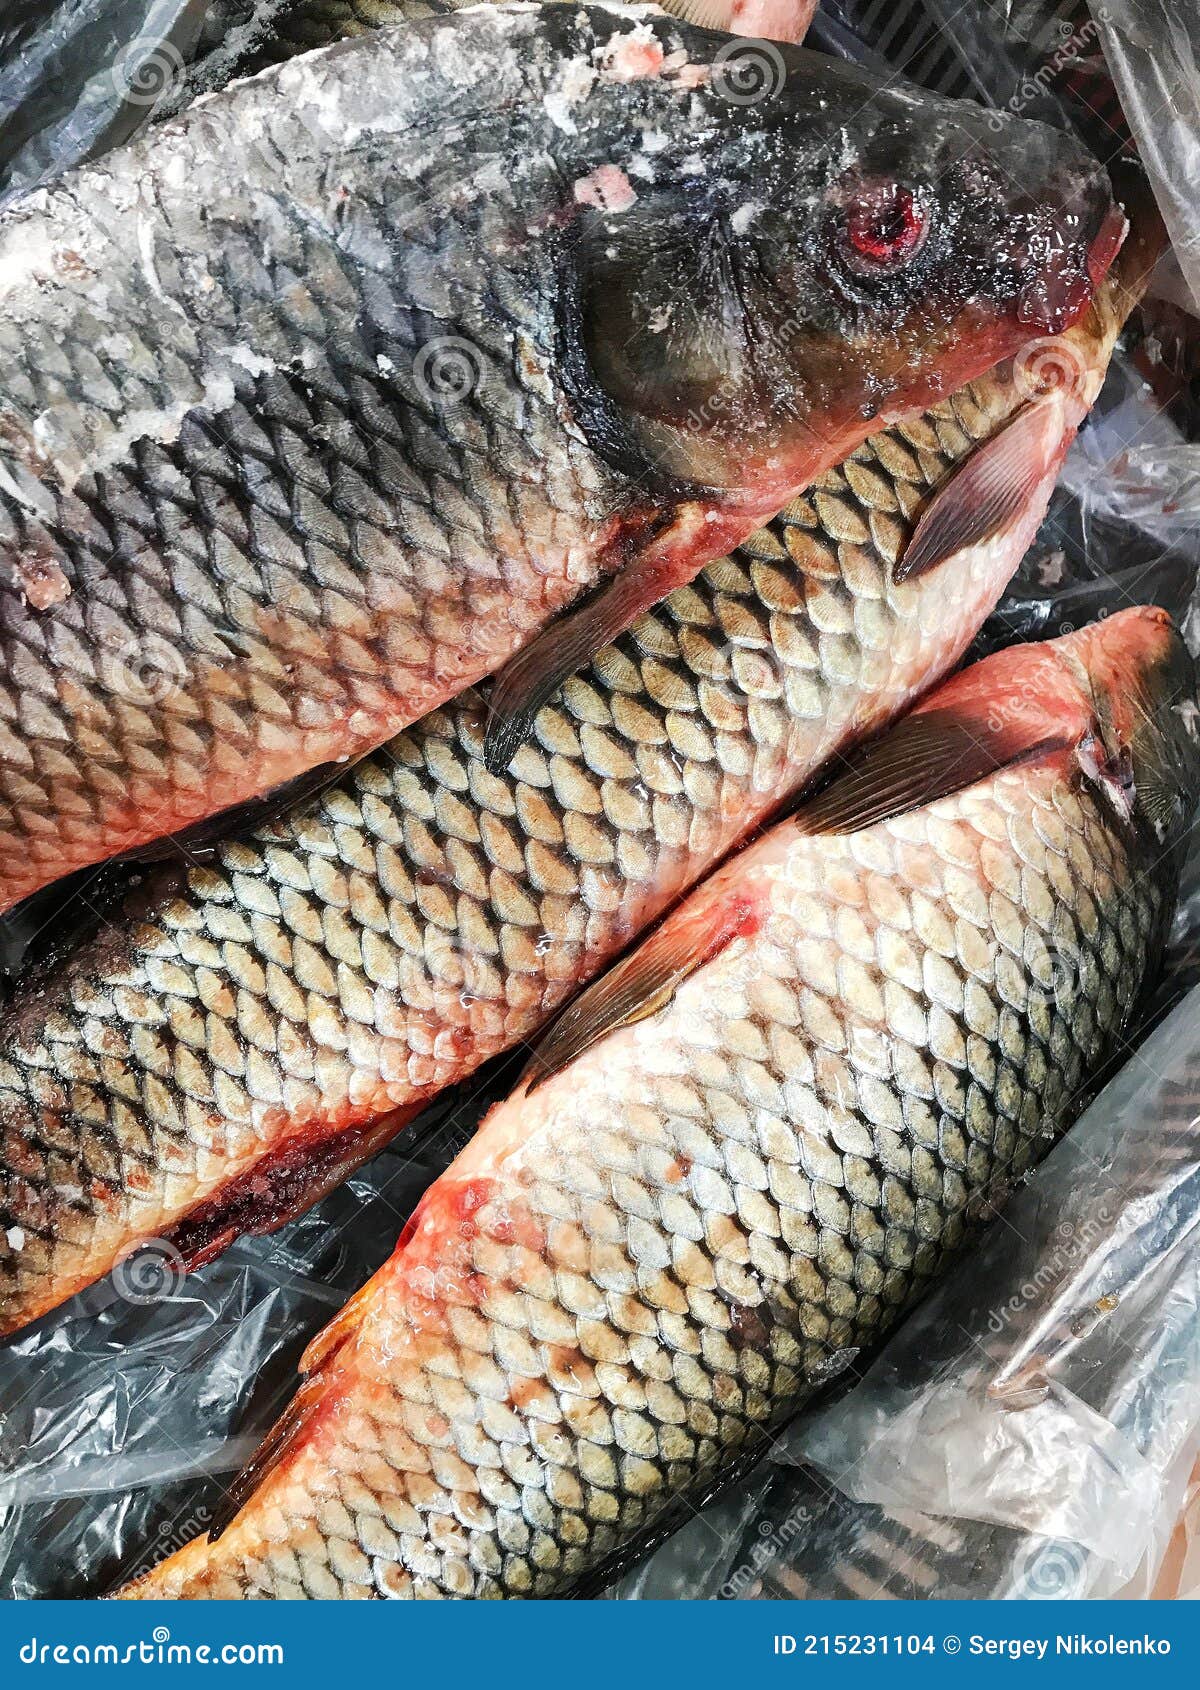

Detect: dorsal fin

[795,708,1074,836]
[522,893,764,1094]
[894,401,1062,583]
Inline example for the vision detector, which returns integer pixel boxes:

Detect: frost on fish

[0,241,1151,1340]
[0,4,1117,911]
[116,608,1200,1600]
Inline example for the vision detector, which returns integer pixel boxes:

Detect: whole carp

[118,606,1200,1599]
[0,224,1155,1338]
[0,3,1120,910]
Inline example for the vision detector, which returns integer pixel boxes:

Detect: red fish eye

[844,183,928,268]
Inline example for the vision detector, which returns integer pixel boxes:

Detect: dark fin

[484,536,695,775]
[207,1368,336,1543]
[795,709,1073,837]
[894,402,1059,584]
[522,895,763,1093]
[112,754,368,868]
[483,572,645,776]
[167,1107,417,1275]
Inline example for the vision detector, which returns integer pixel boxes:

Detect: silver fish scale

[0,372,1023,1330]
[0,8,695,911]
[125,758,1161,1599]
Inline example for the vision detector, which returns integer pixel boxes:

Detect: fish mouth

[1015,198,1127,334]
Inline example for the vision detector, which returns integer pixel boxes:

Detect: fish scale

[0,353,1050,1334]
[0,3,1118,910]
[0,134,596,898]
[8,227,1156,1341]
[119,606,1194,1598]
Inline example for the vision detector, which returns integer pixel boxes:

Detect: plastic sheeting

[0,2,294,209]
[1092,1,1200,315]
[0,1076,501,1600]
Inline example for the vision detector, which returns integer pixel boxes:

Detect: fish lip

[1014,199,1127,335]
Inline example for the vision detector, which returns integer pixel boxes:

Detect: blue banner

[0,1601,1194,1688]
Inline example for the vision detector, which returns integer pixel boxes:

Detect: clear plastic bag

[1091,1,1200,314]
[0,1,288,209]
[0,1088,489,1599]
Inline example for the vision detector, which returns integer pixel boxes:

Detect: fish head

[1065,606,1200,854]
[573,21,1120,503]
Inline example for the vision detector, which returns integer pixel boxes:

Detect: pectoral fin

[522,893,765,1093]
[206,1369,337,1544]
[894,401,1061,583]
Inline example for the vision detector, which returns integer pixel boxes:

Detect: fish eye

[836,180,930,275]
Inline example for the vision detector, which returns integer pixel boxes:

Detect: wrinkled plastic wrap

[0,1070,506,1600]
[5,0,1200,1605]
[0,1,289,208]
[1091,1,1200,314]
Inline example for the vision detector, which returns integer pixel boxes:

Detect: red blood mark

[729,1303,771,1349]
[603,34,665,81]
[165,1108,419,1272]
[18,554,71,610]
[695,896,764,969]
[665,1150,694,1186]
[573,165,638,215]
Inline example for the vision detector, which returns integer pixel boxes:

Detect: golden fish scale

[128,757,1159,1599]
[0,375,1018,1327]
